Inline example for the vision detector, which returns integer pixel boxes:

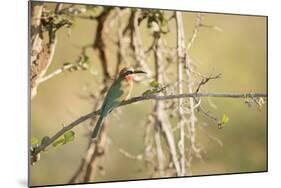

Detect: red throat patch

[125,75,133,82]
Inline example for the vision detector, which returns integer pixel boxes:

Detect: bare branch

[151,28,182,177]
[198,124,223,147]
[82,125,108,182]
[119,148,143,161]
[114,8,128,76]
[187,13,203,51]
[153,36,166,177]
[31,92,267,160]
[195,73,222,93]
[198,105,219,124]
[154,130,166,177]
[37,63,74,84]
[39,44,92,84]
[92,9,112,80]
[175,11,187,176]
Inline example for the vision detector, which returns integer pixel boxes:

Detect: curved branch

[31,92,267,158]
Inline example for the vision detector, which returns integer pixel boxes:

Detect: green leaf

[52,137,65,147]
[52,131,75,147]
[83,55,89,62]
[221,114,229,125]
[41,136,50,146]
[158,12,166,26]
[64,131,75,143]
[150,80,159,88]
[63,62,72,66]
[142,89,156,96]
[31,137,39,145]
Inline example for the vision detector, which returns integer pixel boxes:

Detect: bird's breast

[121,78,133,100]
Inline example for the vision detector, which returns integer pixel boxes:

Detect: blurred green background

[30,3,267,186]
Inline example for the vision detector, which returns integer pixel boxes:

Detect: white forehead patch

[126,68,134,72]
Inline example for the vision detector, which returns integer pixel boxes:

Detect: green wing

[100,80,124,117]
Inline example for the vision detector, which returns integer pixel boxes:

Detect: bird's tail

[91,116,104,139]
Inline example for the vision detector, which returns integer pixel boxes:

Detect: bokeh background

[30,2,267,186]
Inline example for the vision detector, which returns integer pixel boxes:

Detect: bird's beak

[133,70,146,74]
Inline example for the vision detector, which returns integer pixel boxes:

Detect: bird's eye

[127,71,133,74]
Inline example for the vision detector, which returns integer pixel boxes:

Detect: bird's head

[119,67,146,81]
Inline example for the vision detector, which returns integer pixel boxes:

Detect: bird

[91,67,146,139]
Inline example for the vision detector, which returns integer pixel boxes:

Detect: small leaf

[63,62,72,66]
[142,89,156,96]
[52,131,75,147]
[64,131,75,143]
[31,137,39,145]
[86,6,97,14]
[52,137,65,147]
[150,80,159,88]
[70,66,79,71]
[221,114,229,125]
[41,136,50,146]
[83,55,89,62]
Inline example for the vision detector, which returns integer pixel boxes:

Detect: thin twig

[198,105,219,124]
[119,148,143,161]
[198,125,223,147]
[38,63,74,84]
[187,13,203,51]
[195,73,222,93]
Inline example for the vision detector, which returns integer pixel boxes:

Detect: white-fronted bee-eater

[91,67,146,139]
